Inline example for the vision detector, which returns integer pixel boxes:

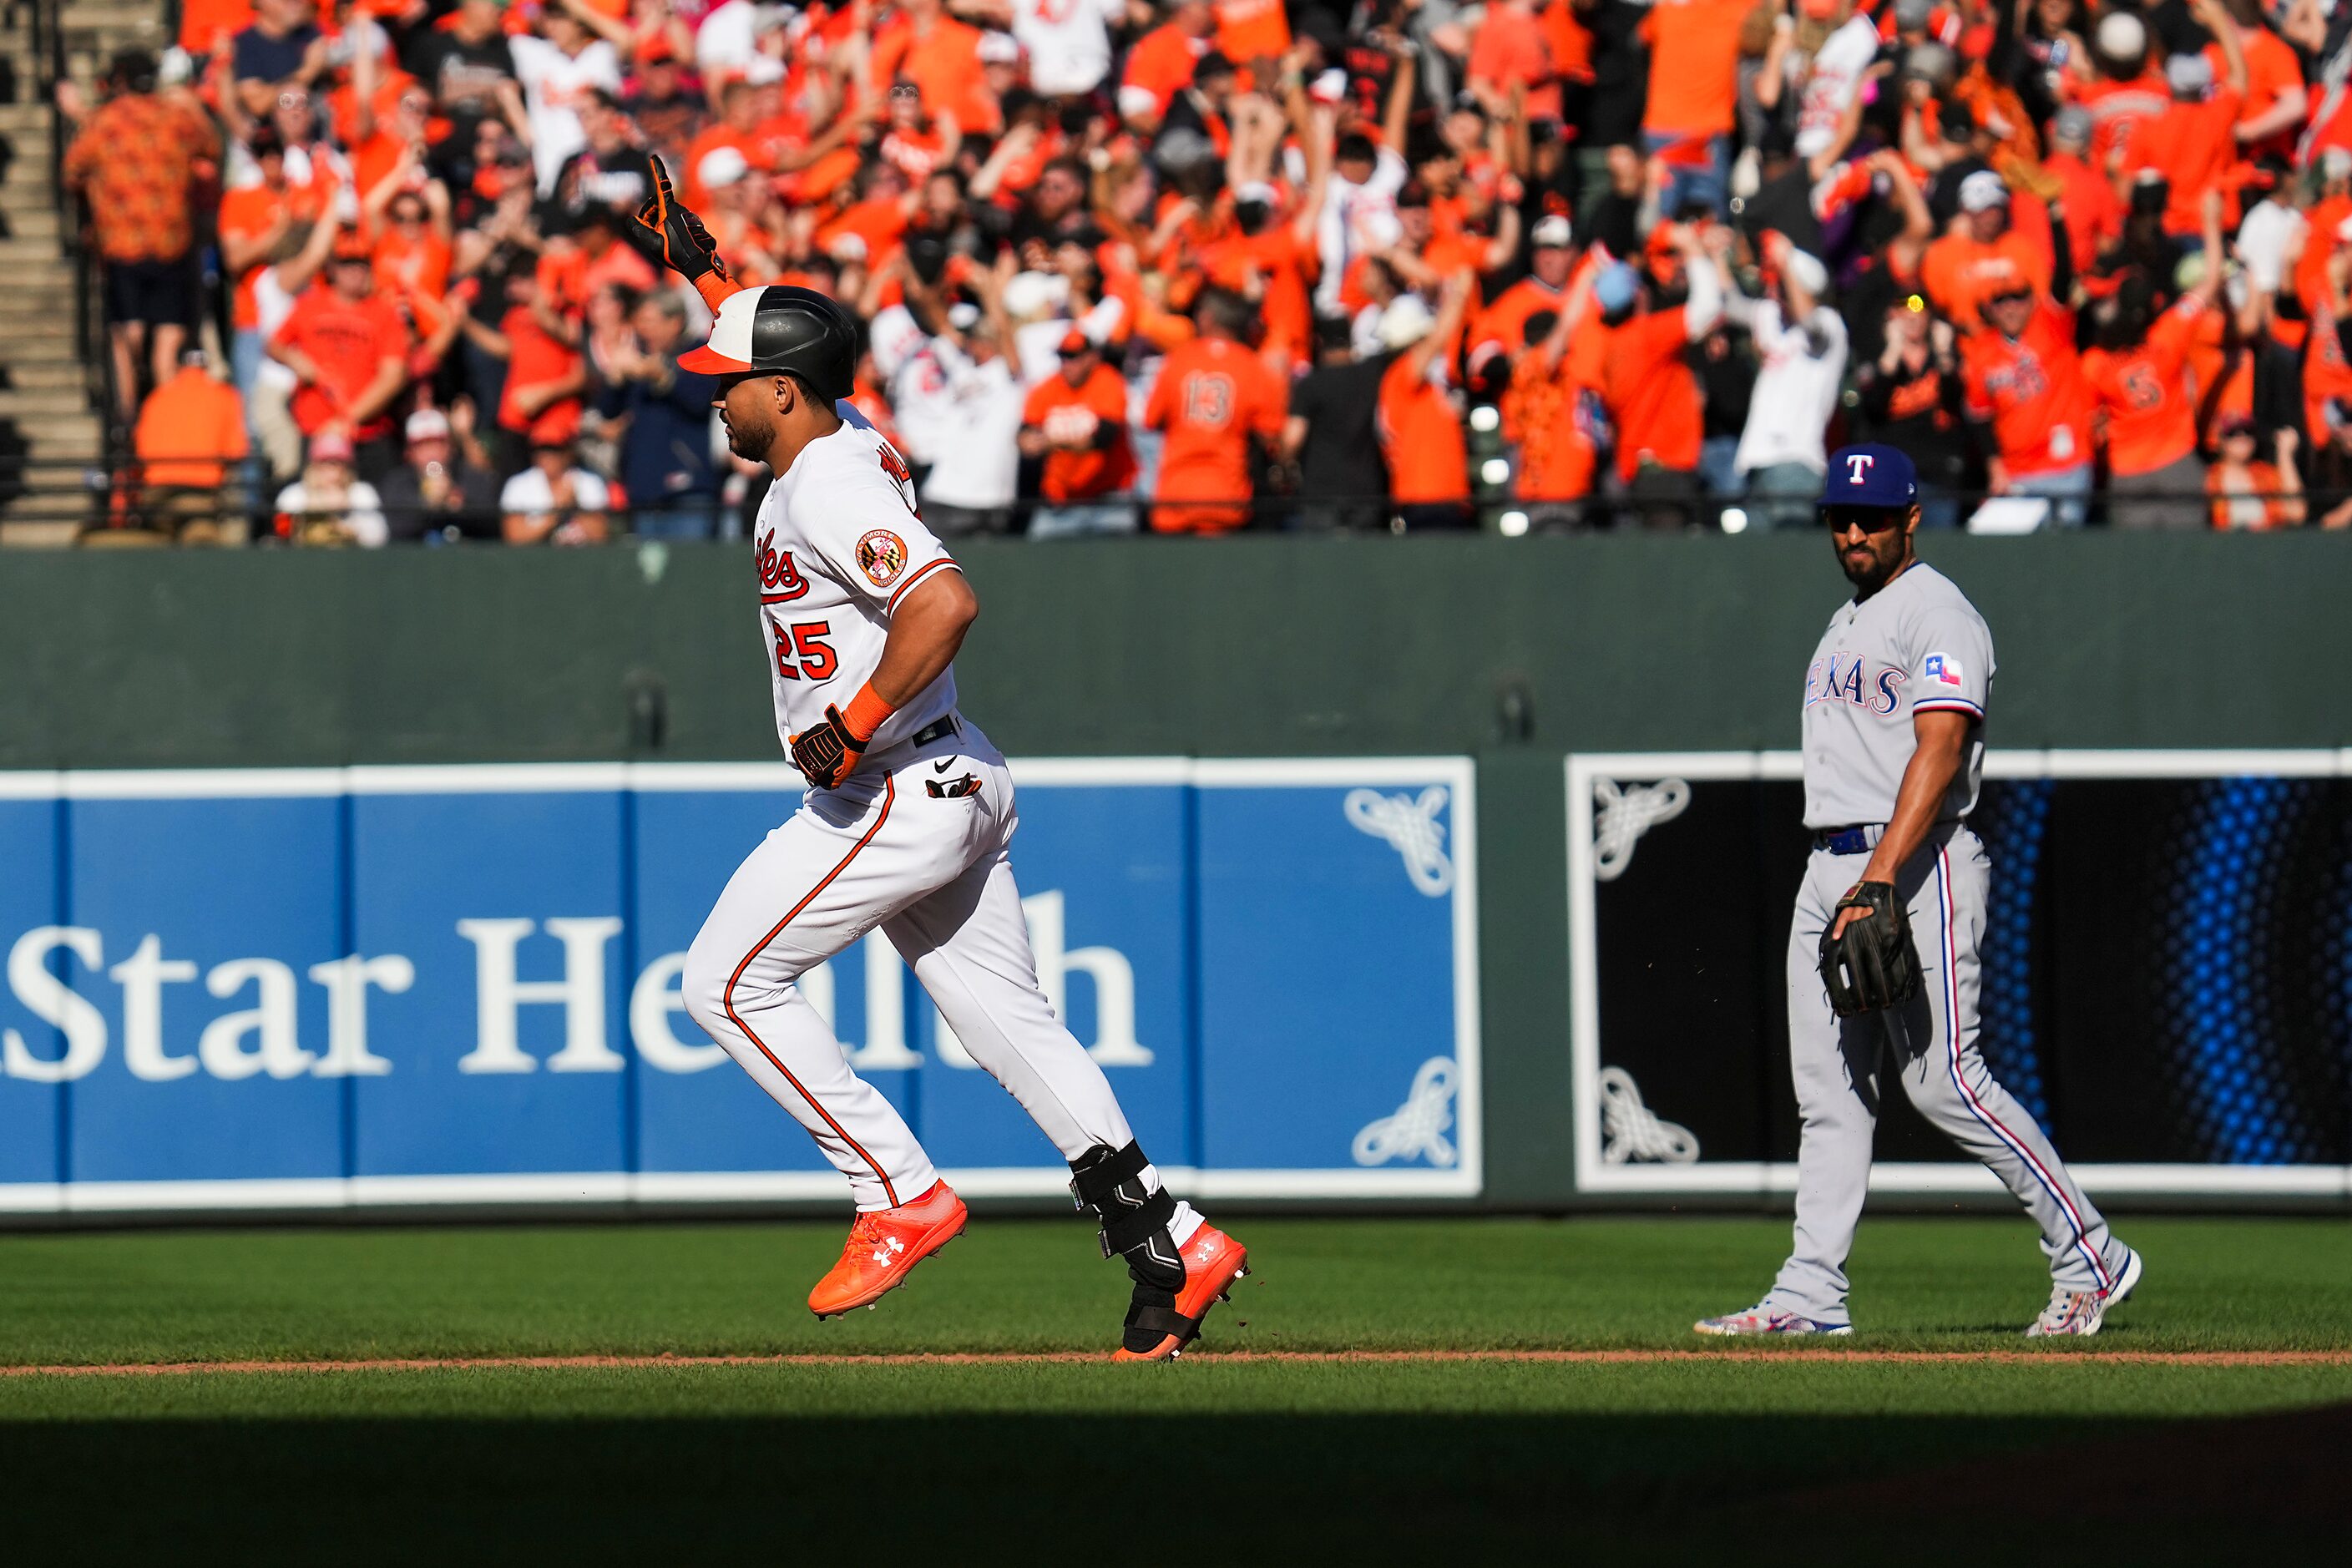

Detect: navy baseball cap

[1818,443,1920,512]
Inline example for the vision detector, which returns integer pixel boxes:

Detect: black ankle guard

[1070,1141,1183,1292]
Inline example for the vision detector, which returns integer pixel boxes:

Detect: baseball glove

[1817,881,1921,1018]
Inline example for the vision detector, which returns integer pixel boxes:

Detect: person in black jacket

[1282,316,1394,530]
[594,291,723,538]
[1851,296,1975,527]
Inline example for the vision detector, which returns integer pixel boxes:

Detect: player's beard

[1839,532,1910,595]
[721,401,774,464]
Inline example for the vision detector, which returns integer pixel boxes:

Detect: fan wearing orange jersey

[1921,172,2052,330]
[2204,0,2306,161]
[1376,271,1479,529]
[1142,287,1290,533]
[1505,262,1607,529]
[2083,193,2225,529]
[1963,281,2096,527]
[2207,418,2305,529]
[1020,330,1138,537]
[1472,214,1590,378]
[1592,225,1725,530]
[2112,0,2244,241]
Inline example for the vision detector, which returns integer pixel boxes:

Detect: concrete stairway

[0,0,167,545]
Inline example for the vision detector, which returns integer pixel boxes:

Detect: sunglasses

[1823,506,1908,534]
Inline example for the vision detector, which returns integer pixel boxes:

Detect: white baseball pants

[680,721,1186,1217]
[1769,826,2131,1320]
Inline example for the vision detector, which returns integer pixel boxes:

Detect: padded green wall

[5,534,2344,1206]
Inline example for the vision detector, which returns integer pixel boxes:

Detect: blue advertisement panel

[351,780,629,1179]
[0,761,1481,1214]
[1196,765,1477,1183]
[913,778,1194,1172]
[0,789,63,1191]
[66,787,346,1186]
[630,778,909,1178]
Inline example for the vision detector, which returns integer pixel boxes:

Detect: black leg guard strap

[1070,1141,1183,1287]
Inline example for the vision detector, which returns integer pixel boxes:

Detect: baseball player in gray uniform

[1697,443,2144,1338]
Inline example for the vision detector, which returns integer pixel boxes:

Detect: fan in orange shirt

[1213,0,1290,66]
[1921,173,2053,330]
[1375,272,1478,529]
[2112,12,2245,240]
[2083,194,2226,529]
[1384,182,1510,348]
[1193,177,1325,372]
[1466,0,1561,123]
[1504,266,1608,529]
[1019,331,1138,535]
[219,127,326,345]
[1141,289,1289,533]
[2207,417,2305,528]
[870,0,999,137]
[683,81,775,211]
[1124,0,1216,113]
[2071,12,2170,169]
[1473,214,1592,378]
[2203,0,2305,160]
[267,230,413,458]
[1640,0,1750,215]
[1592,226,1722,529]
[370,187,455,341]
[1962,283,2096,524]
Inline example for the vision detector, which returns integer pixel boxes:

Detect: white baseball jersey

[1012,0,1124,97]
[1800,562,1994,828]
[674,400,1202,1234]
[867,304,958,467]
[1795,15,1881,159]
[753,403,960,759]
[508,36,623,195]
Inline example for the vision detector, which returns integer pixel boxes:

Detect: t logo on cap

[1845,453,1875,484]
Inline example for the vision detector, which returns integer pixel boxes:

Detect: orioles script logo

[756,534,809,601]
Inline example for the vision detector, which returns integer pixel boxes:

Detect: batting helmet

[679,286,859,402]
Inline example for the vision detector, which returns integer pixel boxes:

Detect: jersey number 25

[772,619,837,681]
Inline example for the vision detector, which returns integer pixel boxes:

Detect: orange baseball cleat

[1112,1223,1250,1362]
[807,1180,968,1319]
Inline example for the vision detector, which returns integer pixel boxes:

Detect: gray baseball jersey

[1800,563,1994,829]
[1758,556,2132,1331]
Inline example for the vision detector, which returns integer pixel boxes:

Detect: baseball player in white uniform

[624,156,1247,1359]
[1697,443,2143,1338]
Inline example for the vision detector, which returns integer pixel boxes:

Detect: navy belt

[1813,825,1882,855]
[906,714,960,749]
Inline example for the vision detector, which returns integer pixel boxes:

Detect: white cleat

[2026,1247,2144,1338]
[1693,1302,1854,1337]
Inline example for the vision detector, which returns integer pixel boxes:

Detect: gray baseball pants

[1768,825,2132,1323]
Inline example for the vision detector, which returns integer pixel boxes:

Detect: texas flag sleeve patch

[1923,653,1964,687]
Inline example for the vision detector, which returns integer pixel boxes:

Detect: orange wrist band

[695,274,743,312]
[841,685,896,744]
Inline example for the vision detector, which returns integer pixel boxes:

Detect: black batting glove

[789,705,872,791]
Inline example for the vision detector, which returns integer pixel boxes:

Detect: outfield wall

[2,536,2347,1216]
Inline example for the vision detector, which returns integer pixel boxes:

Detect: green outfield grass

[2,1215,2345,1563]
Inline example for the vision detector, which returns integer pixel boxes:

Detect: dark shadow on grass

[0,1409,2342,1564]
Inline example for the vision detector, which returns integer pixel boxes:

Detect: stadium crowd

[54,0,2352,540]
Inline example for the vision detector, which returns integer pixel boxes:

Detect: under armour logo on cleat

[871,1235,908,1267]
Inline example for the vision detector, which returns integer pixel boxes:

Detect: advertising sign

[1567,751,2352,1199]
[0,760,1479,1215]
